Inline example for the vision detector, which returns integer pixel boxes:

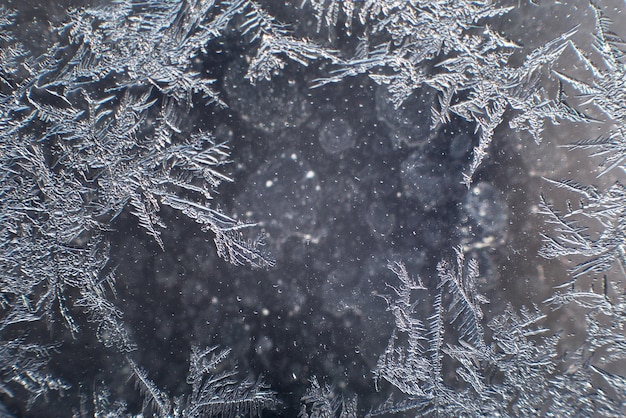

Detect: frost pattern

[555,2,626,177]
[535,5,626,414]
[538,3,626,279]
[299,376,357,418]
[371,249,624,416]
[1,0,626,416]
[74,346,277,417]
[0,0,301,361]
[127,346,277,418]
[0,339,69,410]
[539,179,626,277]
[0,0,312,408]
[304,0,586,186]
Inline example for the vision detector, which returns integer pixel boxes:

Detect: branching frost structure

[1,0,626,416]
[305,0,587,185]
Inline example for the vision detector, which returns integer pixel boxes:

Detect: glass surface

[0,1,625,416]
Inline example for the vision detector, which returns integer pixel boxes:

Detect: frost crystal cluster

[0,0,625,417]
